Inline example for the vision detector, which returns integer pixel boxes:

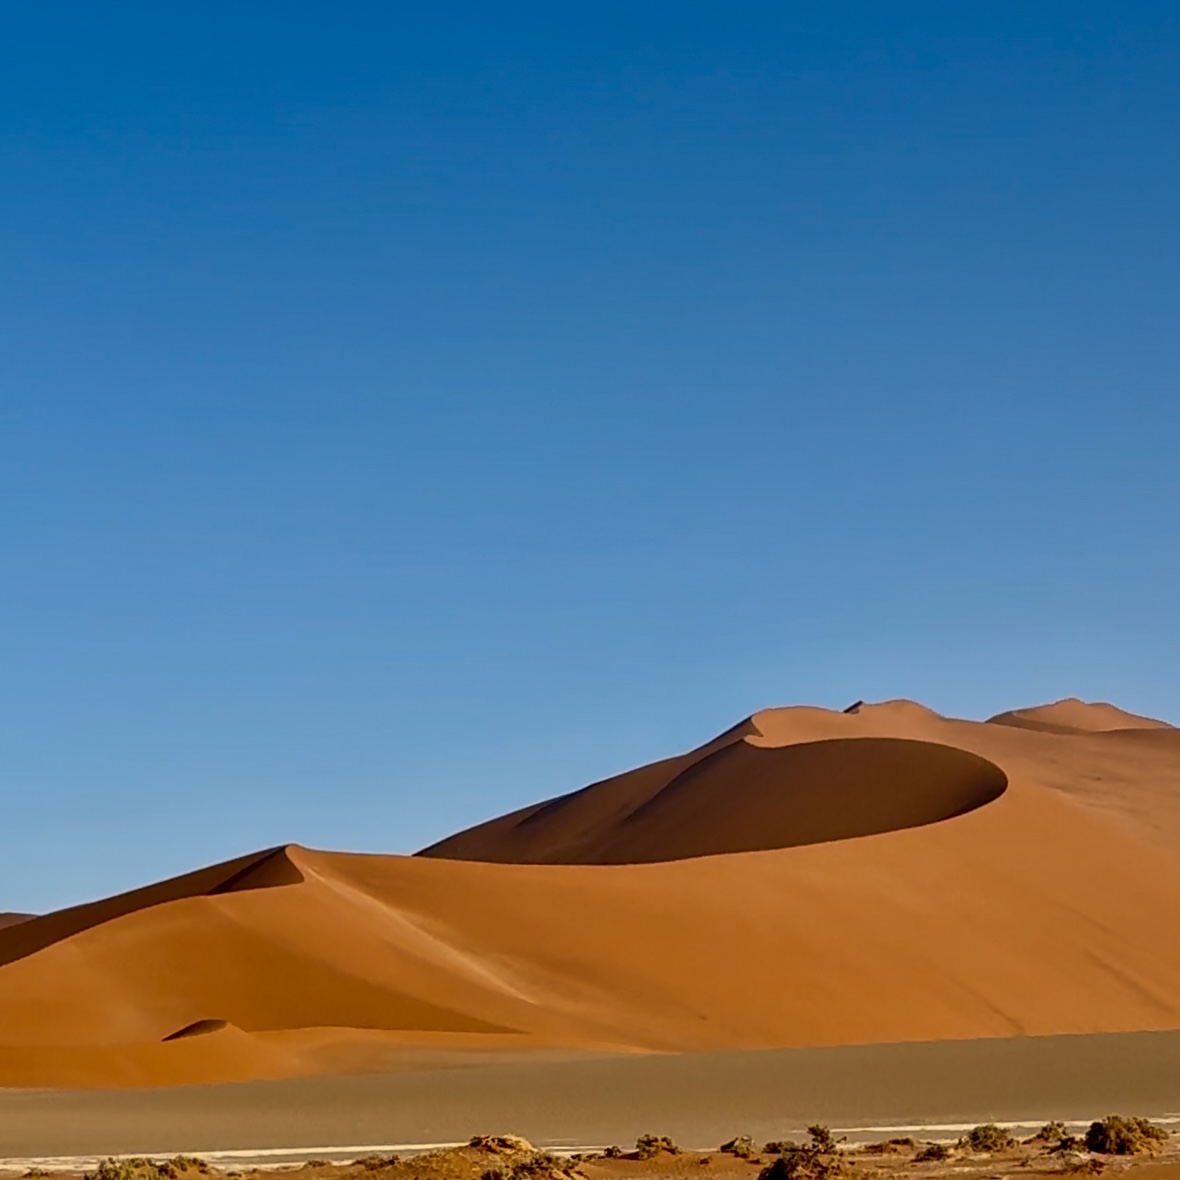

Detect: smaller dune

[987,698,1174,735]
[0,847,303,970]
[163,1018,230,1041]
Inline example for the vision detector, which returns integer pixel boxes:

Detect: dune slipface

[416,737,1008,863]
[0,696,1178,1087]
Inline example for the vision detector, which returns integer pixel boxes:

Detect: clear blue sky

[2,2,1178,911]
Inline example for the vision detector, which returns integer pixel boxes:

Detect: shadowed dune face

[0,847,303,970]
[418,737,1008,864]
[162,1018,229,1041]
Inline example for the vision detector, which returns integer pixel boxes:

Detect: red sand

[0,697,1178,1087]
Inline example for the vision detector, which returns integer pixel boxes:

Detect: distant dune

[0,696,1178,1088]
[986,697,1174,734]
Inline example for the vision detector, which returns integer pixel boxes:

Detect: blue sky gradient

[2,2,1179,910]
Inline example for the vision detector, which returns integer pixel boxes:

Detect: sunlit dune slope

[0,696,1177,1088]
[987,697,1174,734]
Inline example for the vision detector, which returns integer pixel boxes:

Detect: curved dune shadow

[421,738,1008,865]
[163,1018,230,1041]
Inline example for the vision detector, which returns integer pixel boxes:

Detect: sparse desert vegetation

[22,1118,1167,1180]
[958,1124,1016,1153]
[1085,1117,1170,1156]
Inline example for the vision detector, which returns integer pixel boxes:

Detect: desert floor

[0,1032,1178,1162]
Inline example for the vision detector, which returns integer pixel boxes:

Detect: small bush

[635,1136,680,1161]
[960,1126,1016,1153]
[354,1157,399,1171]
[721,1138,757,1160]
[757,1141,844,1180]
[1085,1116,1168,1155]
[89,1159,163,1180]
[600,1148,623,1160]
[807,1129,841,1156]
[764,1143,797,1156]
[914,1145,950,1163]
[1031,1123,1068,1144]
[864,1138,917,1155]
[471,1138,533,1156]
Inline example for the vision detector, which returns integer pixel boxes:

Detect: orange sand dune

[418,737,1008,863]
[0,697,1178,1088]
[423,697,1180,859]
[987,697,1174,734]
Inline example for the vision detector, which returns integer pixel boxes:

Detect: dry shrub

[756,1127,845,1180]
[471,1139,534,1156]
[806,1129,841,1156]
[721,1138,757,1160]
[914,1145,950,1163]
[1031,1123,1068,1144]
[635,1137,681,1161]
[1085,1117,1168,1155]
[960,1126,1015,1153]
[861,1140,914,1156]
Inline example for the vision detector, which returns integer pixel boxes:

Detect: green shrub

[1084,1116,1168,1155]
[763,1143,797,1156]
[960,1125,1015,1153]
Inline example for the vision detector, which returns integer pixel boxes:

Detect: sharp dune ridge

[1,696,1179,1088]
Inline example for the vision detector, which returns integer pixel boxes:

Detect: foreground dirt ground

[12,1123,1176,1180]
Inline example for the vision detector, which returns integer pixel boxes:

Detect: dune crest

[987,697,1174,734]
[0,846,303,970]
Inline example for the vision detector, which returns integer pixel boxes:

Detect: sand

[0,696,1178,1089]
[0,1031,1178,1159]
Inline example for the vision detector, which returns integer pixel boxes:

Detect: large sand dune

[1,697,1178,1087]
